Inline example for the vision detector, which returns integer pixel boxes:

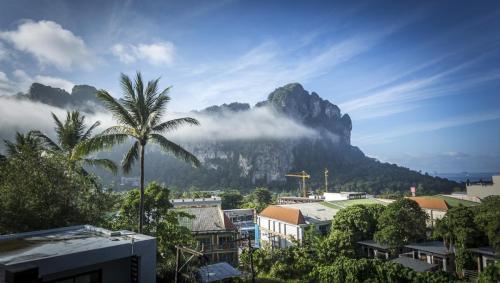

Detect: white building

[257,203,339,249]
[0,225,156,283]
[323,192,366,201]
[467,175,500,199]
[223,208,255,239]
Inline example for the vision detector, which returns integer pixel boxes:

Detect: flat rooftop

[278,202,339,224]
[0,225,153,267]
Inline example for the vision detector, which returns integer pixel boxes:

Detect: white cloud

[0,20,97,70]
[111,41,175,65]
[0,42,9,61]
[167,107,319,141]
[0,69,75,94]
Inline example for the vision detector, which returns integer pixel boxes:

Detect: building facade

[257,203,338,249]
[177,206,239,266]
[467,175,500,199]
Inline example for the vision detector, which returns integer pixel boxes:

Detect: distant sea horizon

[431,172,500,183]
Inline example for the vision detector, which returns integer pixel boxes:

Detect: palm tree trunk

[139,144,145,233]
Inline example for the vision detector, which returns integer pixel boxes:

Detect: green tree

[31,110,117,173]
[0,139,112,233]
[110,182,193,279]
[220,190,244,209]
[244,187,273,212]
[478,261,500,283]
[92,72,200,233]
[475,196,500,250]
[374,198,428,251]
[331,204,385,243]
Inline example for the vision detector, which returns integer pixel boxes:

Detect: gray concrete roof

[177,206,231,232]
[405,241,453,255]
[392,256,438,272]
[278,202,339,224]
[0,225,154,266]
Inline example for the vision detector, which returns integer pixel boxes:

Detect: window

[48,270,101,283]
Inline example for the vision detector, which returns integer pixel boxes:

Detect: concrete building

[177,206,238,266]
[467,175,500,199]
[257,203,338,249]
[0,225,156,283]
[323,192,366,201]
[407,197,449,227]
[223,209,255,240]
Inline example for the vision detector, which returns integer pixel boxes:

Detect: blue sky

[0,0,499,173]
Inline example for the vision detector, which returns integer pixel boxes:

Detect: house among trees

[404,241,455,272]
[0,225,156,283]
[469,247,499,274]
[257,203,339,248]
[177,205,239,266]
[407,197,449,227]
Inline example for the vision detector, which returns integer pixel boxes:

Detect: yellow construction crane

[285,171,310,197]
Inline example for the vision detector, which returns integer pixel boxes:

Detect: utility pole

[324,168,329,192]
[232,236,255,283]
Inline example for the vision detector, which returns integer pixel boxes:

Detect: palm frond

[100,126,138,138]
[30,130,62,151]
[84,158,118,174]
[122,141,140,174]
[149,133,200,167]
[152,117,199,133]
[96,90,137,128]
[76,133,129,156]
[81,120,101,141]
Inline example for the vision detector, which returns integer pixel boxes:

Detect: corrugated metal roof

[178,206,234,232]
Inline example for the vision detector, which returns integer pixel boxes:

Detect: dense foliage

[374,198,428,251]
[331,204,385,243]
[0,134,113,233]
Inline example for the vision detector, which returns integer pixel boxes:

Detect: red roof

[408,197,449,211]
[259,205,305,225]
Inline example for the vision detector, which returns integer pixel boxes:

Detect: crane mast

[285,171,310,197]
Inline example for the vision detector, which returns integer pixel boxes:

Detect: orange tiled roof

[408,197,449,211]
[259,205,305,225]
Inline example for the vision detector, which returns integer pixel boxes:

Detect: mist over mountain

[0,82,461,194]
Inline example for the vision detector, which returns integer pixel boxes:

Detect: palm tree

[31,110,117,174]
[4,132,44,157]
[92,72,200,233]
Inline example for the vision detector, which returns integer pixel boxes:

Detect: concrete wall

[467,176,500,198]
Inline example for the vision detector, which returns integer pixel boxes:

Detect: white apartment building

[257,203,338,249]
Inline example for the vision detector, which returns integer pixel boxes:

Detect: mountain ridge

[2,81,462,194]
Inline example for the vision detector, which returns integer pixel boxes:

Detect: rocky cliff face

[17,83,102,112]
[183,83,353,184]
